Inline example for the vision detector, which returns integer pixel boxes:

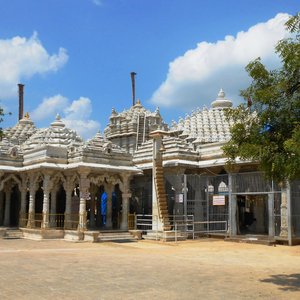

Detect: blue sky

[0,0,298,139]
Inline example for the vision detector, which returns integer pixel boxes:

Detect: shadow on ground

[260,273,300,292]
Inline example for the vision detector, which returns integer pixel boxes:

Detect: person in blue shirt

[101,191,108,226]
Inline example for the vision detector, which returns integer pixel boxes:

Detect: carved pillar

[19,188,27,227]
[228,173,237,236]
[268,193,275,237]
[42,174,51,229]
[27,183,36,228]
[79,172,90,231]
[4,188,11,226]
[121,193,131,230]
[64,178,73,229]
[280,186,289,238]
[120,174,132,230]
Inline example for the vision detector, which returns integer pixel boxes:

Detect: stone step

[98,232,138,243]
[4,229,23,239]
[225,236,276,246]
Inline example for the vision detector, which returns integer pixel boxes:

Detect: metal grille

[231,172,280,194]
[165,174,229,236]
[291,180,300,237]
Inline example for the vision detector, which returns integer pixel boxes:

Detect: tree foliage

[223,13,300,183]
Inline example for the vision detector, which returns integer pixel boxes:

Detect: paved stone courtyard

[0,238,299,300]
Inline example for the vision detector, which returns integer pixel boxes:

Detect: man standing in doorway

[101,191,107,226]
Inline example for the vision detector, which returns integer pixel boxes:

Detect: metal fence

[19,213,78,230]
[135,214,227,241]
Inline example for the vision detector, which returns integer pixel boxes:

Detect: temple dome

[23,115,83,151]
[211,89,233,109]
[3,112,37,145]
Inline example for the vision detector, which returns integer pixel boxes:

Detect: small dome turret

[211,89,233,109]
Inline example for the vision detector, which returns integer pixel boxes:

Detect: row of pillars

[1,173,132,232]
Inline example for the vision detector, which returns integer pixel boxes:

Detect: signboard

[213,195,225,206]
[176,193,184,203]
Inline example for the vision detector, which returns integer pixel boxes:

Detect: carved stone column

[27,183,36,228]
[228,173,237,236]
[121,193,131,230]
[42,174,52,229]
[280,183,290,238]
[4,188,11,226]
[79,172,90,231]
[64,178,73,230]
[120,174,132,231]
[19,188,27,227]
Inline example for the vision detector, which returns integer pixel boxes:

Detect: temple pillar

[280,184,289,238]
[268,193,275,237]
[19,188,27,227]
[121,193,131,230]
[27,184,36,228]
[78,172,90,231]
[228,173,237,236]
[120,174,131,231]
[4,189,11,226]
[105,184,114,229]
[64,181,73,230]
[42,174,51,229]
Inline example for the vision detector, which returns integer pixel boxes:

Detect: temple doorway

[10,185,21,227]
[237,195,268,235]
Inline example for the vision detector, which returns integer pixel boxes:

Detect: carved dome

[3,113,37,145]
[211,89,233,109]
[23,114,83,151]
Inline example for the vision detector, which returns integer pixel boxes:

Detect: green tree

[223,13,300,183]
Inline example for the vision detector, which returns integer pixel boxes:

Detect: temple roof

[170,89,234,144]
[211,89,233,109]
[23,114,83,151]
[3,113,37,145]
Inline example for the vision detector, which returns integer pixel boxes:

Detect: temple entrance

[237,195,268,235]
[113,184,122,229]
[10,185,20,227]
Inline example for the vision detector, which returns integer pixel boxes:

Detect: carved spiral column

[64,178,73,230]
[27,183,36,228]
[42,174,52,229]
[79,172,90,231]
[19,188,27,227]
[280,183,290,238]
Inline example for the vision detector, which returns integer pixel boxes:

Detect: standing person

[101,191,107,226]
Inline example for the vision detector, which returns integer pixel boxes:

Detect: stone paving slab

[0,238,300,299]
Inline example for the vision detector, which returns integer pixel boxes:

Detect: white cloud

[30,95,100,140]
[30,94,69,121]
[62,97,100,140]
[0,32,68,100]
[92,0,103,6]
[150,13,291,110]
